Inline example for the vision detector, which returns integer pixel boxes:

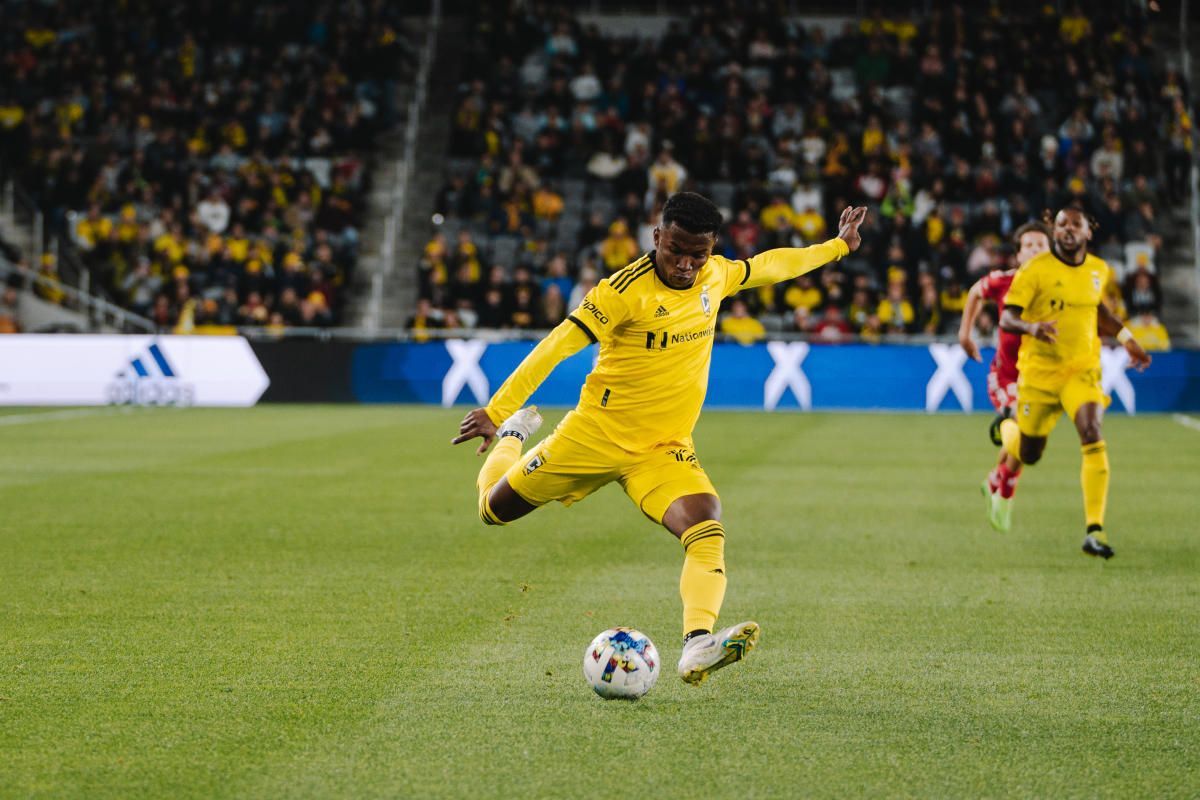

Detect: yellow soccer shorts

[505,410,717,524]
[1016,365,1110,438]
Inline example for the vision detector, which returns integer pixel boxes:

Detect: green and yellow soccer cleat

[677,621,760,685]
[981,479,1012,533]
[990,493,1013,533]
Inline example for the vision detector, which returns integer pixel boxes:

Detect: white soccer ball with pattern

[582,627,660,700]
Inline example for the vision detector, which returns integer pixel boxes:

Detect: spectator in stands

[815,305,852,341]
[939,274,967,334]
[599,220,639,273]
[541,256,574,303]
[648,146,687,199]
[0,284,20,333]
[510,285,537,329]
[1127,311,1171,351]
[533,183,564,221]
[34,255,64,305]
[569,265,597,309]
[783,275,823,316]
[720,298,765,345]
[1125,267,1163,317]
[197,190,231,235]
[915,282,941,335]
[120,257,162,318]
[847,289,873,332]
[541,284,566,328]
[760,195,798,238]
[877,280,915,334]
[788,306,814,333]
[407,298,442,343]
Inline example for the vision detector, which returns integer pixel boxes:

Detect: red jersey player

[959,221,1051,532]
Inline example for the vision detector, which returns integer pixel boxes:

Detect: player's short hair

[1012,220,1051,245]
[661,192,723,236]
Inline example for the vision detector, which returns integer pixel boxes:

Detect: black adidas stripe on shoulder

[614,263,655,294]
[739,259,751,286]
[609,257,650,292]
[607,255,649,287]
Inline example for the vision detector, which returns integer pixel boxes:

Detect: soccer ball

[582,627,660,700]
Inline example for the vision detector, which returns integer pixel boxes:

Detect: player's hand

[1031,320,1058,344]
[836,206,869,252]
[959,334,982,362]
[1123,338,1152,372]
[452,408,498,455]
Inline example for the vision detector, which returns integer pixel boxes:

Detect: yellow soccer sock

[1000,418,1023,463]
[1081,441,1109,536]
[476,435,523,525]
[679,521,727,636]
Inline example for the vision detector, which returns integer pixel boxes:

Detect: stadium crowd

[414,2,1186,349]
[0,0,416,332]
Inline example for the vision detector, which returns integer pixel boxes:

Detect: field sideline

[1,406,1198,798]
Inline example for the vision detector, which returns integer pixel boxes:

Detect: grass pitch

[1,406,1198,798]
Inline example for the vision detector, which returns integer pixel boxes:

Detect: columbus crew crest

[700,286,711,316]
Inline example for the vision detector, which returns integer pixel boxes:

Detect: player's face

[1053,210,1091,256]
[1016,231,1050,265]
[653,223,715,289]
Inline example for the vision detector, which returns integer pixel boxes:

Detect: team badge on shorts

[1022,403,1030,416]
[700,286,711,316]
[523,453,545,475]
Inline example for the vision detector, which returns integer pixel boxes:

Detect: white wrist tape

[1117,328,1134,344]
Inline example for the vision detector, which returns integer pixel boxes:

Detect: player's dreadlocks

[662,192,724,236]
[1041,206,1101,233]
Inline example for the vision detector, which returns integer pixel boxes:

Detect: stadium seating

[0,0,416,331]
[414,4,1184,342]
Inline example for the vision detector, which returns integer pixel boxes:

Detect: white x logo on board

[926,343,973,412]
[1101,346,1135,414]
[442,339,490,407]
[764,341,812,411]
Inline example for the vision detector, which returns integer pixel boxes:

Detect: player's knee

[1020,442,1045,465]
[1078,422,1103,444]
[663,493,722,534]
[478,494,506,526]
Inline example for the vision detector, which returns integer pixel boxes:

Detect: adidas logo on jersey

[654,305,670,318]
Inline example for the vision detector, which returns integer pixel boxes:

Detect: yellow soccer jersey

[1005,250,1110,374]
[558,242,847,451]
[484,240,848,452]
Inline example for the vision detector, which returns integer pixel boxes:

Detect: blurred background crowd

[0,0,416,332]
[411,1,1184,348]
[0,1,1188,349]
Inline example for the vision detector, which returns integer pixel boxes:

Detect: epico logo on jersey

[107,341,197,406]
[580,300,609,324]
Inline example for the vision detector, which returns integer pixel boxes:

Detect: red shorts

[987,364,1019,412]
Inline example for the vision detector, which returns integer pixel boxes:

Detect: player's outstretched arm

[452,320,592,454]
[958,279,987,361]
[1097,301,1151,371]
[738,206,868,291]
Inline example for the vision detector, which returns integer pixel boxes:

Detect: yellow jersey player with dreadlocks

[453,192,869,685]
[997,207,1151,558]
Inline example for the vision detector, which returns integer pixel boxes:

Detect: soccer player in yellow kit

[997,208,1151,558]
[453,193,869,684]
